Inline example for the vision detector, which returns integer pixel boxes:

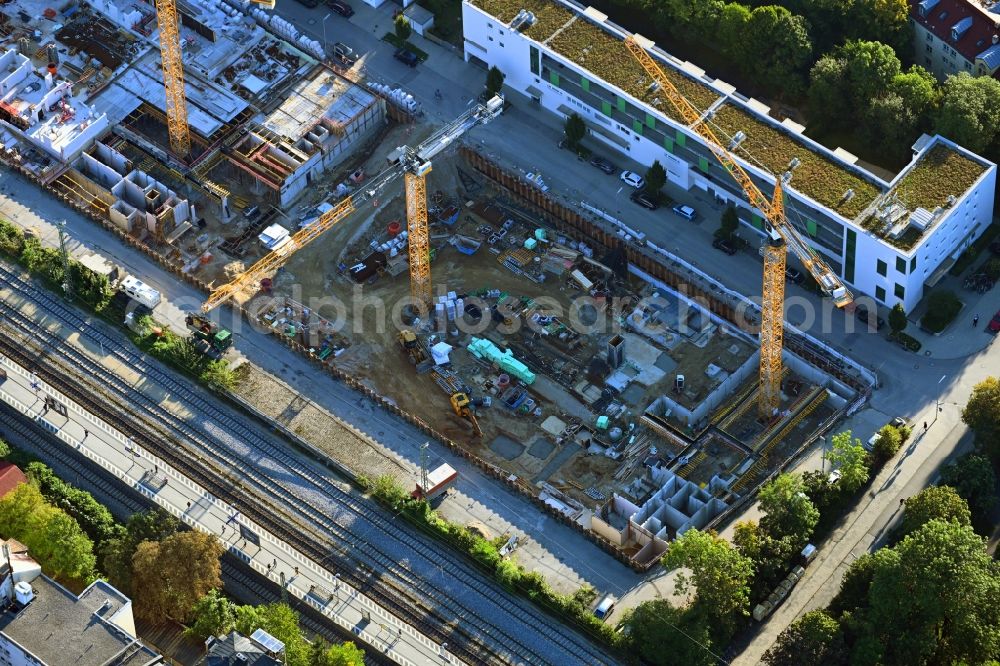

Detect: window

[530,47,539,75]
[910,256,917,272]
[499,42,504,47]
[499,29,504,35]
[926,44,933,53]
[894,284,905,300]
[875,286,886,302]
[925,56,933,66]
[895,257,906,273]
[876,259,887,276]
[487,22,493,28]
[845,229,857,283]
[488,36,493,41]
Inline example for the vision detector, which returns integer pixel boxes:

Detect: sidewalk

[902,269,1000,360]
[0,353,459,666]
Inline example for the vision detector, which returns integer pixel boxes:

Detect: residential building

[0,465,26,498]
[462,0,996,312]
[203,630,283,666]
[0,546,161,666]
[909,0,1000,80]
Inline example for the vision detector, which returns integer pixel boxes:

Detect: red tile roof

[0,462,27,498]
[910,0,1000,63]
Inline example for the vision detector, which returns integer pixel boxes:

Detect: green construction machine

[185,312,233,360]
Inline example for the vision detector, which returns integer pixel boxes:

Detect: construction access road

[0,260,617,666]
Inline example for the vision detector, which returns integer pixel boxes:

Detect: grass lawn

[382,33,429,61]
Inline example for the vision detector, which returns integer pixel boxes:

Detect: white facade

[462,1,997,312]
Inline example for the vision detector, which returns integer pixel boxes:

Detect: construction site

[0,0,866,569]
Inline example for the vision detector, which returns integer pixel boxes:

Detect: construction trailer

[412,463,458,500]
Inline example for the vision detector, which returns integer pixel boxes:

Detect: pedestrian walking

[923,421,928,432]
[83,429,88,440]
[973,313,980,327]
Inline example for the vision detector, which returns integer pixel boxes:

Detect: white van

[121,275,161,310]
[594,595,616,621]
[671,204,698,221]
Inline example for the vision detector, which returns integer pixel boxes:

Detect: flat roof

[466,0,993,232]
[0,577,154,666]
[262,69,377,142]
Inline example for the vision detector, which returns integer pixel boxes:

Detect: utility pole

[57,219,71,298]
[419,441,429,497]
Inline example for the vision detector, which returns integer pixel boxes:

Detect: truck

[185,312,233,359]
[120,275,161,310]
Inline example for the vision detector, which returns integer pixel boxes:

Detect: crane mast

[154,0,191,159]
[201,95,505,312]
[624,36,852,417]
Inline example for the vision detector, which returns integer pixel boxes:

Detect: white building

[0,49,109,163]
[462,0,997,312]
[0,542,161,666]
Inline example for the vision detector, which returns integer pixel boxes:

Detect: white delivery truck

[120,275,161,310]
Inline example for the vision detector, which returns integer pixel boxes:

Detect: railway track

[0,402,396,666]
[0,264,615,666]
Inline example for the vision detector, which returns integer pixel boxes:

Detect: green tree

[233,604,264,636]
[68,262,111,308]
[644,160,666,197]
[26,462,125,547]
[200,360,238,393]
[825,430,869,492]
[890,66,939,125]
[808,56,849,131]
[131,531,224,623]
[717,3,750,57]
[939,453,998,522]
[662,528,753,635]
[839,40,901,106]
[963,377,1000,457]
[758,472,819,547]
[310,639,365,666]
[187,589,237,639]
[871,423,903,464]
[888,303,907,334]
[717,205,739,240]
[862,93,916,159]
[0,438,10,458]
[394,14,412,42]
[485,66,505,98]
[621,600,716,666]
[101,508,180,593]
[936,73,1000,153]
[732,519,796,599]
[829,550,880,616]
[738,6,813,97]
[900,485,971,537]
[861,520,1000,665]
[255,603,310,666]
[762,609,848,666]
[563,112,586,150]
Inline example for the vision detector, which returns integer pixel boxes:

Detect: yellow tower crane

[624,36,852,417]
[153,0,191,159]
[200,95,505,313]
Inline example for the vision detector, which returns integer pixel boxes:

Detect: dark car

[394,48,418,67]
[328,0,354,16]
[785,267,804,284]
[854,304,885,330]
[295,0,319,7]
[712,237,737,255]
[988,309,1000,334]
[630,188,659,210]
[990,239,1000,256]
[590,156,615,174]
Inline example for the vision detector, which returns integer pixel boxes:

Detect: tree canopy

[825,430,870,492]
[962,376,1000,458]
[936,74,1000,154]
[485,66,505,97]
[900,485,971,537]
[758,472,819,547]
[131,530,224,623]
[564,113,586,149]
[762,609,848,666]
[393,15,411,42]
[662,528,753,634]
[939,453,998,522]
[645,161,667,195]
[621,599,717,666]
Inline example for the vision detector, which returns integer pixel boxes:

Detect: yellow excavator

[450,392,483,438]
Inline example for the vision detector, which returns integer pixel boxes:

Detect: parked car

[328,0,354,16]
[785,267,804,284]
[671,204,697,221]
[890,416,909,429]
[630,188,659,210]
[854,304,885,330]
[988,309,1000,333]
[590,156,616,174]
[393,48,419,67]
[333,42,357,64]
[712,237,737,255]
[295,0,319,7]
[620,170,644,188]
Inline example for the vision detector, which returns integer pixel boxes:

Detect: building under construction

[0,0,386,248]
